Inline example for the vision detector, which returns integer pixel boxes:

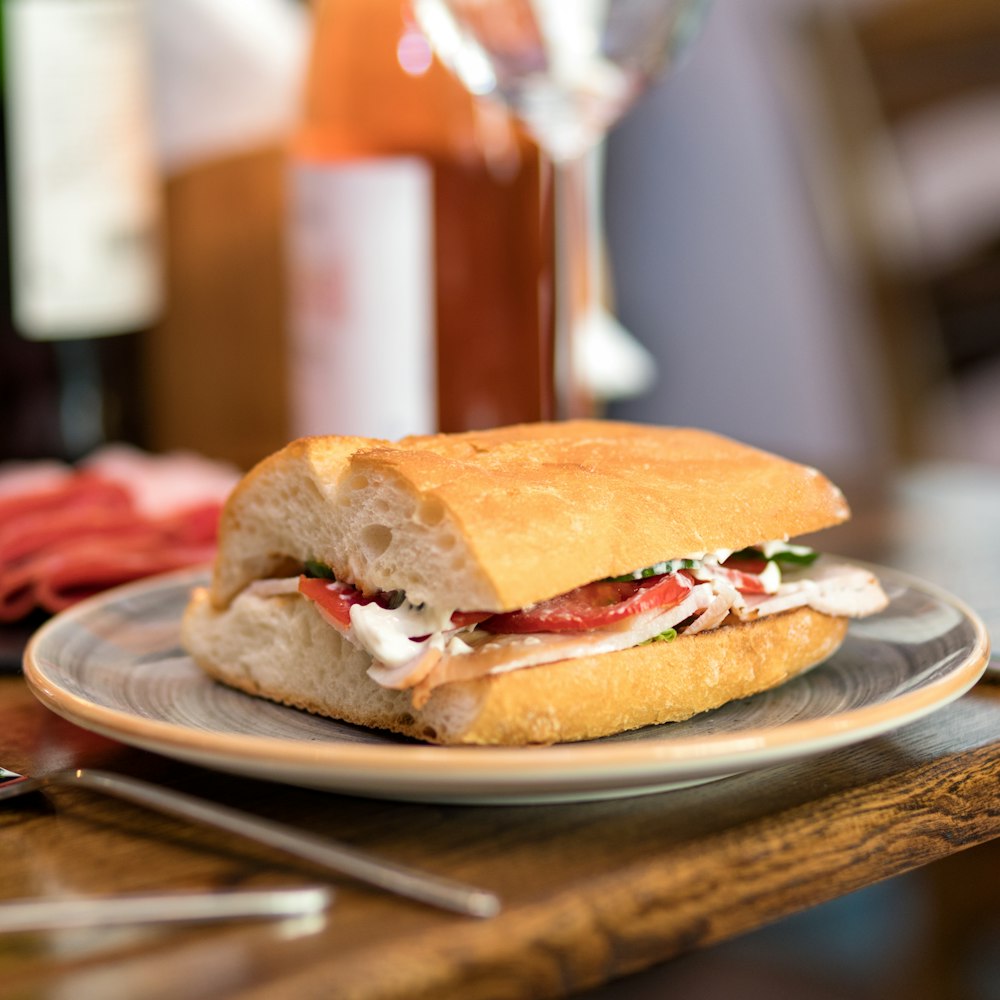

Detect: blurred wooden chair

[795,0,1000,463]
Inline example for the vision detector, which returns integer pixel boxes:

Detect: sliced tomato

[298,576,365,628]
[481,572,692,634]
[301,571,695,636]
[299,577,495,631]
[450,610,494,628]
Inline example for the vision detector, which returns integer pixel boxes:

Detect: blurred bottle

[0,0,161,462]
[287,0,552,440]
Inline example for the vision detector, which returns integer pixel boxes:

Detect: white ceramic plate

[23,566,990,804]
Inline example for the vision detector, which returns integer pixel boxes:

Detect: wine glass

[414,0,712,418]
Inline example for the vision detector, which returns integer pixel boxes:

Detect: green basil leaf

[770,550,819,566]
[641,628,677,645]
[304,559,336,579]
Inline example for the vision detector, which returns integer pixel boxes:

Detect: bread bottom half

[182,588,849,746]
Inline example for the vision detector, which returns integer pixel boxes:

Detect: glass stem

[551,152,595,419]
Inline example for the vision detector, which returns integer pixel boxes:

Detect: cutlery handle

[0,887,332,933]
[55,769,500,918]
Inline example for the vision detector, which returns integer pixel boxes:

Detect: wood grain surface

[1,673,998,1000]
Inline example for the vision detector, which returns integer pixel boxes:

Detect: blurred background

[605,0,1000,493]
[4,0,998,485]
[2,0,999,995]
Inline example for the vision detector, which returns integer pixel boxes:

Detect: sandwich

[181,421,888,745]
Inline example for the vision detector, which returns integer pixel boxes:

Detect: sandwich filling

[245,543,888,708]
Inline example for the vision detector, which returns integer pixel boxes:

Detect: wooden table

[1,667,998,999]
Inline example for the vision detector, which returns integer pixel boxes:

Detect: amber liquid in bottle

[291,0,553,435]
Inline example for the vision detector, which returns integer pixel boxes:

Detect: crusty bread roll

[183,421,868,746]
[184,587,848,745]
[208,421,849,611]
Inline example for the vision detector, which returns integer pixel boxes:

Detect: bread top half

[209,420,851,613]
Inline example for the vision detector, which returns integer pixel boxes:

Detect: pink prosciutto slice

[0,456,232,621]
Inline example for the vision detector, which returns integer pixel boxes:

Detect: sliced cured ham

[0,451,238,621]
[0,474,131,528]
[30,540,219,612]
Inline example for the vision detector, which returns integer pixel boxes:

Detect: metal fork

[0,766,500,918]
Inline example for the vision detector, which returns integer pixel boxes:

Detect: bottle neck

[0,0,158,461]
[52,334,147,460]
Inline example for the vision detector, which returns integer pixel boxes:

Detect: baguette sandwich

[182,421,888,745]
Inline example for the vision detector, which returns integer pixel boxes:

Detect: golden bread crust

[436,607,848,744]
[372,421,848,609]
[209,421,850,611]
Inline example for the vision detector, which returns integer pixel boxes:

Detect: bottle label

[4,0,162,340]
[287,158,436,440]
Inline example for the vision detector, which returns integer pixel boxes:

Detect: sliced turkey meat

[730,562,887,621]
[289,554,888,703]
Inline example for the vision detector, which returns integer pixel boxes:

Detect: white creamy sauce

[349,599,455,668]
[630,548,733,578]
